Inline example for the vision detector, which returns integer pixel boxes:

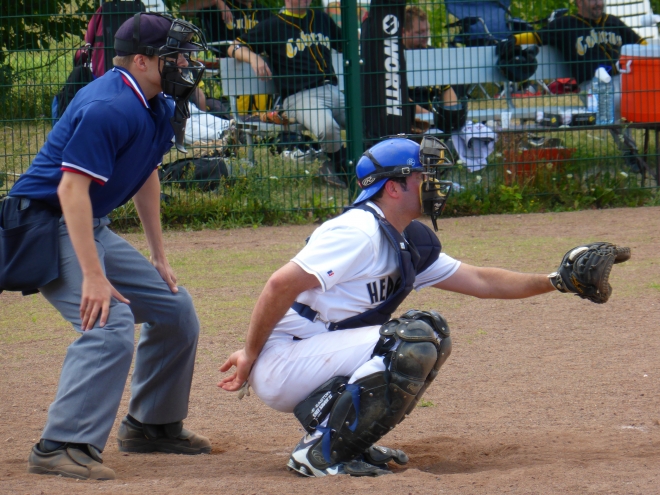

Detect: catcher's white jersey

[285,202,460,338]
[249,202,460,411]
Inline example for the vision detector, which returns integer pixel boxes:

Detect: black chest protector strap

[291,204,441,331]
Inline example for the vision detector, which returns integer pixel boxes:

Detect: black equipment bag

[495,36,539,83]
[158,155,229,191]
[54,46,94,120]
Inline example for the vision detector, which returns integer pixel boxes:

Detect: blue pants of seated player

[39,217,200,451]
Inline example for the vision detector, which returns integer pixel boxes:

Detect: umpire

[0,14,211,480]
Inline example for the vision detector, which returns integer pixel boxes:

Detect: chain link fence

[1,0,659,225]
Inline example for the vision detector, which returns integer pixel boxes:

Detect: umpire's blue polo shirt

[11,68,175,218]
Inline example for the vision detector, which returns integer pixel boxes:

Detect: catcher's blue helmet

[354,138,424,204]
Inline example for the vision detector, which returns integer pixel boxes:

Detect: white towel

[184,103,231,144]
[451,122,498,171]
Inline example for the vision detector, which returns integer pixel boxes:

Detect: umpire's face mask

[159,20,206,102]
[158,19,207,153]
[418,136,454,231]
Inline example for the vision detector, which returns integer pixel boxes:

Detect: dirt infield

[1,207,659,494]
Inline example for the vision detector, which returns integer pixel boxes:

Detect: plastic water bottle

[594,67,614,125]
[586,85,598,114]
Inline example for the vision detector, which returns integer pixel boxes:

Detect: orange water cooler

[619,43,660,123]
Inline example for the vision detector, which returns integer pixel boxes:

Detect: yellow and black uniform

[197,0,271,114]
[516,13,643,85]
[236,8,342,99]
[198,0,271,57]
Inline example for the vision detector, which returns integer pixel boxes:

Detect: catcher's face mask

[418,136,453,231]
[358,136,453,231]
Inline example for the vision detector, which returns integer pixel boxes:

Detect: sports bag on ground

[158,155,229,191]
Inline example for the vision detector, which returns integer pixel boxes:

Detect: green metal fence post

[340,0,364,197]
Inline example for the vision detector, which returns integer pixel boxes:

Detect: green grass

[417,398,435,408]
[1,34,85,121]
[2,206,657,349]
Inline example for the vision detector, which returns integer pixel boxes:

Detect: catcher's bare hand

[549,242,631,304]
[218,348,255,392]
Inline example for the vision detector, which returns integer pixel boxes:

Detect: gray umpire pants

[282,83,346,155]
[39,217,200,452]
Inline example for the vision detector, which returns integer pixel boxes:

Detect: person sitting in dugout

[512,0,648,173]
[180,0,273,116]
[401,5,468,136]
[227,0,349,188]
[217,135,630,478]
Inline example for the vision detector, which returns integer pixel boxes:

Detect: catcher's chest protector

[329,204,441,330]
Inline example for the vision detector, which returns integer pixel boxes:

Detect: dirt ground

[1,207,659,494]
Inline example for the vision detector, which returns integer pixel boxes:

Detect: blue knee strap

[319,383,361,463]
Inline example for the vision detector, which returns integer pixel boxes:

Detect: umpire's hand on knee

[218,348,255,392]
[152,257,178,293]
[80,272,130,331]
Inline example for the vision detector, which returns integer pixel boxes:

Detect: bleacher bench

[219,45,585,149]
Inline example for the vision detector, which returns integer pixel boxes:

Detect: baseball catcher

[218,135,630,478]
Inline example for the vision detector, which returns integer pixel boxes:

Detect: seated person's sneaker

[27,441,116,480]
[318,161,347,189]
[286,434,391,477]
[117,415,211,455]
[622,150,644,174]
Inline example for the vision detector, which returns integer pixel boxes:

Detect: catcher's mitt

[549,242,631,304]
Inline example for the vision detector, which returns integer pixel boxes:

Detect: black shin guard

[312,313,451,467]
[293,376,349,433]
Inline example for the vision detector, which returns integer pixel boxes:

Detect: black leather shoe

[117,416,211,455]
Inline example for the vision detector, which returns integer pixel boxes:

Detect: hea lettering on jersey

[366,276,400,304]
[382,14,403,117]
[576,28,624,56]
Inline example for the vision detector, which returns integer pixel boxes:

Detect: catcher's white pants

[249,325,385,413]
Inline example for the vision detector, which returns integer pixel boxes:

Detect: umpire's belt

[291,302,341,331]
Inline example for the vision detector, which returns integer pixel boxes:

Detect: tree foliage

[1,0,95,60]
[0,0,95,101]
